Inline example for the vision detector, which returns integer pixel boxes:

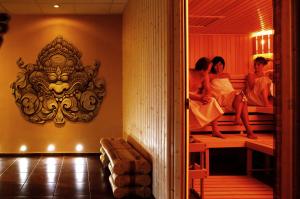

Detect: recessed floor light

[20,145,27,152]
[76,144,83,152]
[47,144,55,152]
[53,4,60,8]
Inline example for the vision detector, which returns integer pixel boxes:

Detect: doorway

[185,0,276,198]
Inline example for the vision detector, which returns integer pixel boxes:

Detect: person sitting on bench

[209,56,257,139]
[246,56,274,107]
[189,57,225,138]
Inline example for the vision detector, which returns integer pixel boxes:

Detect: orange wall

[0,15,122,153]
[189,34,253,75]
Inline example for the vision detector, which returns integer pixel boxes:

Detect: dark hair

[210,56,225,74]
[254,56,268,65]
[195,57,211,71]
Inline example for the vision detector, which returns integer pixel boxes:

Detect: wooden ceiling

[0,0,127,14]
[189,0,273,34]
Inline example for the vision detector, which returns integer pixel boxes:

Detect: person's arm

[189,77,211,104]
[209,73,216,81]
[189,74,203,101]
[200,75,212,104]
[247,73,256,90]
[189,92,202,101]
[203,74,212,96]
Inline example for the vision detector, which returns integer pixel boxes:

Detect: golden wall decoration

[11,36,106,126]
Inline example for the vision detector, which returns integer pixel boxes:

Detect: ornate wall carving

[11,36,106,126]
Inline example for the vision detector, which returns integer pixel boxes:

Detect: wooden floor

[190,133,274,149]
[0,155,145,199]
[190,133,274,199]
[193,175,273,199]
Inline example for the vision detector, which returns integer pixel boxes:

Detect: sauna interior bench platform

[189,133,274,176]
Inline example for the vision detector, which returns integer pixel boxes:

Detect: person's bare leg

[211,120,225,139]
[240,103,257,139]
[232,94,243,125]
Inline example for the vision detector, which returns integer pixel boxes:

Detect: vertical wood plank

[189,34,252,75]
[123,0,170,198]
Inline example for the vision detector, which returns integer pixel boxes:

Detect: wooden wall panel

[189,34,253,75]
[188,0,273,34]
[122,0,170,198]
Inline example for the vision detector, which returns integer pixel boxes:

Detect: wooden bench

[190,74,274,134]
[189,142,207,199]
[246,140,274,176]
[189,134,274,176]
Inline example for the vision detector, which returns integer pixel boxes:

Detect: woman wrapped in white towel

[246,57,273,107]
[209,56,257,139]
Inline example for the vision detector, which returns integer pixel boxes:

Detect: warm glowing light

[46,157,57,165]
[20,172,28,182]
[253,53,273,59]
[76,144,83,152]
[53,4,60,8]
[18,158,29,172]
[75,157,85,164]
[251,29,274,55]
[75,164,85,172]
[47,164,57,172]
[46,158,58,173]
[47,144,55,152]
[20,145,27,152]
[75,172,85,182]
[251,30,274,38]
[47,173,56,183]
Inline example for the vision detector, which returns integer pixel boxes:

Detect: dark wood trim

[273,0,282,198]
[293,0,300,198]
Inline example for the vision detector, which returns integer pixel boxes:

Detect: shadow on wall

[0,13,10,47]
[126,134,153,165]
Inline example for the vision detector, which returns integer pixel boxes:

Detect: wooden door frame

[168,0,187,198]
[293,0,300,198]
[274,0,298,198]
[179,0,295,198]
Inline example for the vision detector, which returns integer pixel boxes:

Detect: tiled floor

[0,156,115,199]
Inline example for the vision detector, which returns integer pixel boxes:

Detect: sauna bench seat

[190,134,274,176]
[247,106,273,114]
[190,134,274,149]
[189,74,275,133]
[246,140,274,156]
[190,106,274,133]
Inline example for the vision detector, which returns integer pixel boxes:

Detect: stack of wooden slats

[100,137,152,198]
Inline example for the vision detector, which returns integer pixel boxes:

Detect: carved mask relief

[11,36,106,126]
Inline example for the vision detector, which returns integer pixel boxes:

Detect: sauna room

[185,0,300,198]
[187,0,276,198]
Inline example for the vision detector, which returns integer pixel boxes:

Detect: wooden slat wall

[122,0,169,198]
[188,0,273,34]
[189,34,253,75]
